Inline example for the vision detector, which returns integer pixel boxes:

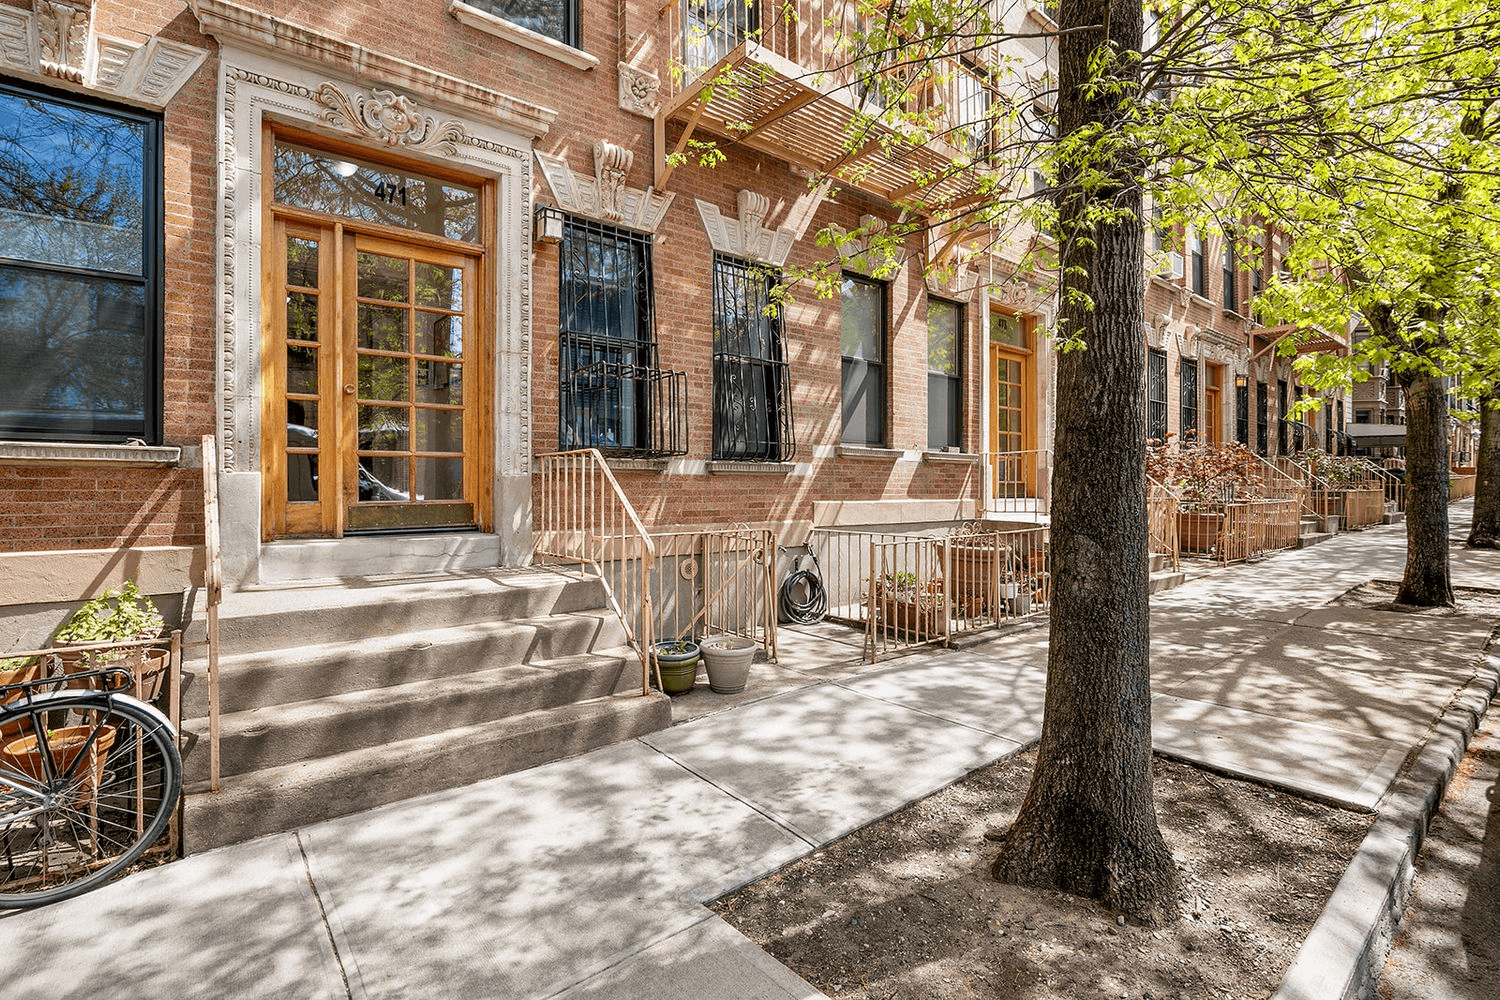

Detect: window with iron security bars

[1236,381,1250,445]
[1180,358,1199,441]
[712,255,795,461]
[558,218,687,456]
[1257,381,1270,455]
[1147,348,1168,442]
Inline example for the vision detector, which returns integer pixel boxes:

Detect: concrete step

[185,568,609,656]
[1298,531,1336,548]
[183,692,673,853]
[180,610,628,718]
[1383,512,1406,525]
[1148,552,1172,573]
[1148,569,1187,595]
[180,648,640,785]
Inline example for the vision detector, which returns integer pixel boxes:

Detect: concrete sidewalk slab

[0,834,345,999]
[642,685,1023,845]
[1292,606,1500,651]
[1161,627,1481,745]
[552,913,827,1000]
[297,741,809,1000]
[1151,695,1407,810]
[838,653,1047,744]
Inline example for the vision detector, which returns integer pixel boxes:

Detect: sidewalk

[2,508,1496,999]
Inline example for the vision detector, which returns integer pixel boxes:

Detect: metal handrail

[535,449,657,693]
[200,434,224,793]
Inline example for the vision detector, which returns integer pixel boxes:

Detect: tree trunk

[1466,395,1500,548]
[1396,373,1454,605]
[991,0,1180,923]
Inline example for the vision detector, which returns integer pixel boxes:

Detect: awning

[1345,423,1407,448]
[654,42,996,210]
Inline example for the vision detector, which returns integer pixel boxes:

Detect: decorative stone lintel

[695,190,797,267]
[535,145,675,233]
[0,441,182,467]
[0,0,208,109]
[191,0,558,138]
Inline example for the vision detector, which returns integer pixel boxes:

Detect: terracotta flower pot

[700,637,756,694]
[876,594,947,640]
[55,640,169,701]
[2,724,118,806]
[0,657,44,741]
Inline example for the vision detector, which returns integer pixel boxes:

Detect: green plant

[53,582,164,644]
[0,656,39,673]
[873,572,945,607]
[1146,441,1268,509]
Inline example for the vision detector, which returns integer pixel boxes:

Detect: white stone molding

[0,441,181,466]
[618,61,660,117]
[0,1,207,108]
[922,221,979,296]
[192,0,557,139]
[315,83,467,153]
[535,144,675,232]
[695,189,797,267]
[833,214,901,278]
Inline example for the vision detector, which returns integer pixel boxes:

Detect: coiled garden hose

[779,543,828,624]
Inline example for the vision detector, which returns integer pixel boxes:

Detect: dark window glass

[1256,382,1269,455]
[926,298,962,450]
[1180,358,1199,440]
[558,217,660,454]
[1147,348,1168,442]
[1277,379,1289,455]
[469,0,579,47]
[1191,233,1206,296]
[1222,239,1238,313]
[712,255,794,461]
[1235,379,1250,445]
[841,274,886,446]
[0,82,160,442]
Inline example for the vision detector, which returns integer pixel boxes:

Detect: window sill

[706,460,795,475]
[837,445,903,460]
[604,457,668,472]
[1189,292,1215,308]
[921,450,979,464]
[0,440,182,468]
[449,2,598,71]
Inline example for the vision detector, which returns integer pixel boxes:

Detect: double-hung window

[1146,348,1168,442]
[1222,238,1238,313]
[926,298,962,450]
[467,0,579,47]
[1190,231,1207,296]
[712,254,794,461]
[0,81,161,443]
[1180,358,1199,441]
[841,274,886,446]
[558,217,670,455]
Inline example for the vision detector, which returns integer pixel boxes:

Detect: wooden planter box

[876,594,947,641]
[943,542,1004,617]
[1178,510,1225,554]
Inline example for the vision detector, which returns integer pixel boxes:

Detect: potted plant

[0,656,43,740]
[873,572,948,640]
[1147,441,1267,555]
[650,639,701,696]
[942,526,1004,617]
[53,581,168,700]
[700,636,756,694]
[2,723,117,806]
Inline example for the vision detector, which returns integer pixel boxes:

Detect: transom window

[840,274,886,447]
[712,255,794,462]
[467,0,579,47]
[927,298,962,450]
[0,81,161,443]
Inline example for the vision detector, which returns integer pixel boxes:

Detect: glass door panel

[270,223,334,537]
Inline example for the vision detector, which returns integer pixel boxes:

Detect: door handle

[343,384,356,396]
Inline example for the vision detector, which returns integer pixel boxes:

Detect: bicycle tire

[0,690,182,908]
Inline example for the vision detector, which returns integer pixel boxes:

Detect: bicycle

[0,664,182,908]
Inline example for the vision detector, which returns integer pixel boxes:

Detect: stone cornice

[190,0,557,138]
[0,441,182,467]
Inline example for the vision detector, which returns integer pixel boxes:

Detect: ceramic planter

[2,724,117,806]
[650,641,701,696]
[944,542,1002,616]
[876,595,947,640]
[1178,510,1225,554]
[700,637,756,694]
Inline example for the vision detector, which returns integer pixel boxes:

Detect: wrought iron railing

[712,355,796,462]
[647,527,779,660]
[1147,476,1181,571]
[984,449,1051,516]
[560,361,689,458]
[534,449,657,692]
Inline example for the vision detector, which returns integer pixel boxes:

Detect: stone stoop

[1299,515,1335,548]
[1148,552,1187,595]
[180,568,669,853]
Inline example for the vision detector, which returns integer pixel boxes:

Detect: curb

[1271,647,1500,1000]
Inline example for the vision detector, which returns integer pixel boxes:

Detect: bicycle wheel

[0,691,182,908]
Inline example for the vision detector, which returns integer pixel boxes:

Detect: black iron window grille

[712,255,795,462]
[1256,381,1269,456]
[1180,358,1199,441]
[558,217,686,457]
[1235,381,1250,445]
[1147,348,1168,442]
[1277,379,1289,455]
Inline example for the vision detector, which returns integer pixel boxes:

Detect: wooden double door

[263,218,485,539]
